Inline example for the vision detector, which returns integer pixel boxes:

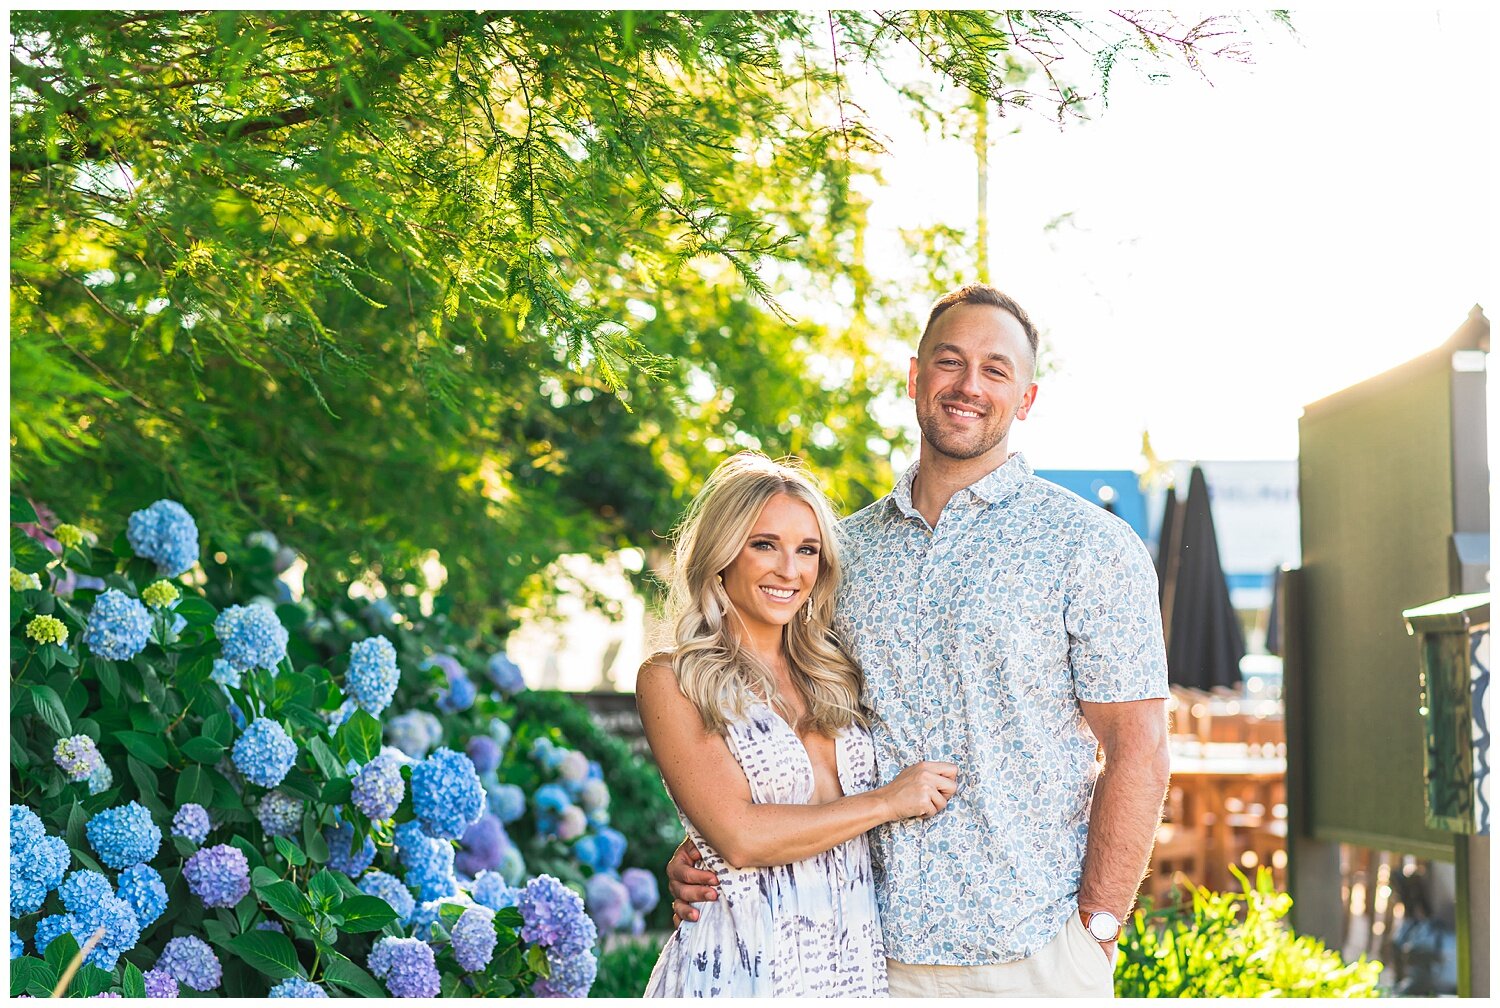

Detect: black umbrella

[1155,485,1180,603]
[1160,466,1245,691]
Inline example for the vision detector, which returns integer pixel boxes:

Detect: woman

[638,452,958,998]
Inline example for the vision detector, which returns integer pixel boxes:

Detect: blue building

[1033,469,1150,543]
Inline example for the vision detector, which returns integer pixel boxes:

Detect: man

[667,284,1171,997]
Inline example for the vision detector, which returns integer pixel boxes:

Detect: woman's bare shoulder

[635,652,683,705]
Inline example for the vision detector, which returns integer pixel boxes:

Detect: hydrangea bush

[9,497,666,997]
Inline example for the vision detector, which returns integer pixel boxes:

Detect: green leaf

[11,528,53,574]
[11,493,39,524]
[308,868,342,909]
[181,735,226,763]
[65,801,87,851]
[70,963,114,997]
[495,906,523,930]
[10,957,57,998]
[320,777,353,804]
[226,929,301,979]
[438,900,467,925]
[251,865,282,888]
[43,931,80,972]
[273,835,307,867]
[336,709,382,764]
[126,755,167,816]
[258,878,314,922]
[28,683,70,737]
[116,730,168,768]
[175,763,214,806]
[333,894,398,933]
[174,594,218,626]
[202,711,233,746]
[322,955,387,998]
[94,658,120,698]
[276,770,320,802]
[121,962,147,998]
[307,736,343,780]
[526,942,551,977]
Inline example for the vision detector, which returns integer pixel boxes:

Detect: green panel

[1298,347,1457,855]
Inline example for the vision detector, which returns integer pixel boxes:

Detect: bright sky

[855,8,1495,469]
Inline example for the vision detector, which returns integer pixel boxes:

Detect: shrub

[1114,867,1384,997]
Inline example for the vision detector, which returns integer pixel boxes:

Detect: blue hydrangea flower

[385,710,442,759]
[425,655,476,714]
[143,969,178,998]
[256,791,303,838]
[572,827,627,875]
[32,914,72,957]
[362,597,397,627]
[86,759,113,796]
[326,697,356,729]
[394,821,457,901]
[408,893,475,942]
[116,864,168,928]
[184,843,250,908]
[498,844,526,887]
[534,946,598,998]
[269,978,328,997]
[325,820,376,876]
[53,870,141,971]
[255,921,285,933]
[451,904,498,971]
[411,748,484,840]
[210,658,242,690]
[469,870,520,912]
[578,779,610,812]
[10,932,22,958]
[490,716,513,751]
[454,814,507,878]
[368,936,440,998]
[465,736,500,775]
[172,803,211,846]
[357,870,415,924]
[351,752,405,821]
[519,874,597,956]
[85,801,161,869]
[10,805,70,916]
[82,590,152,661]
[232,718,297,787]
[533,783,570,816]
[126,500,199,576]
[347,636,399,715]
[156,935,222,991]
[620,867,660,914]
[215,604,289,672]
[530,736,564,771]
[54,734,102,782]
[585,872,631,933]
[486,783,527,824]
[486,653,526,695]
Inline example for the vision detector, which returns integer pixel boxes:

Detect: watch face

[1086,912,1120,941]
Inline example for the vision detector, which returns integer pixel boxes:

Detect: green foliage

[589,938,666,998]
[9,11,1272,631]
[1114,867,1384,997]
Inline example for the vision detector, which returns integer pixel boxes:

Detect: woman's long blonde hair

[665,451,866,736]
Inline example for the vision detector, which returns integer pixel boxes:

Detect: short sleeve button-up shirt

[834,452,1168,965]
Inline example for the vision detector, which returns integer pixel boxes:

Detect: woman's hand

[877,761,959,820]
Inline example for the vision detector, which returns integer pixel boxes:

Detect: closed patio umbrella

[1160,466,1245,691]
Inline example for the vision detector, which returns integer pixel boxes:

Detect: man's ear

[1015,383,1038,420]
[907,357,919,399]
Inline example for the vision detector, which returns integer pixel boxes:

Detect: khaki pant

[885,912,1116,997]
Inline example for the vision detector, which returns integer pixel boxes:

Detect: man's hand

[665,837,719,927]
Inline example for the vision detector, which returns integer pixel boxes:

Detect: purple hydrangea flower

[620,867,660,914]
[426,655,476,714]
[268,978,327,997]
[486,652,526,695]
[232,718,297,787]
[184,843,250,908]
[82,590,152,661]
[54,734,103,782]
[351,752,405,821]
[519,874,597,956]
[534,946,598,997]
[116,863,168,928]
[411,748,484,840]
[385,710,442,759]
[368,936,440,997]
[555,806,587,842]
[85,801,161,869]
[578,779,610,812]
[557,750,590,783]
[465,735,500,775]
[142,968,178,998]
[126,499,199,577]
[347,636,399,715]
[357,870,415,924]
[325,820,376,876]
[155,935,222,991]
[451,904,498,971]
[255,791,303,838]
[455,813,508,878]
[584,872,631,933]
[172,803,211,846]
[215,604,289,672]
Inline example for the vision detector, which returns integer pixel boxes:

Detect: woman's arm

[635,660,956,870]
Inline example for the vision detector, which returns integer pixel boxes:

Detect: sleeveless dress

[643,702,888,998]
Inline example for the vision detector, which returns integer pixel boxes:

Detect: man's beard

[915,397,1012,461]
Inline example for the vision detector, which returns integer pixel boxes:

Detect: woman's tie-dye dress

[643,702,888,997]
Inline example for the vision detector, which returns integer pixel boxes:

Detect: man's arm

[1078,697,1171,954]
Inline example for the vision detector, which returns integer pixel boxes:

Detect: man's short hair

[921,284,1039,368]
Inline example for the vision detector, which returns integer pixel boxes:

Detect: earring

[803,594,814,624]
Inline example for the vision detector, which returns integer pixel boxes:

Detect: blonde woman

[639,452,958,998]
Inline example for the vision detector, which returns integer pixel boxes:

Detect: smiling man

[668,283,1171,997]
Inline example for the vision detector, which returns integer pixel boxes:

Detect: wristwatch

[1081,909,1121,943]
